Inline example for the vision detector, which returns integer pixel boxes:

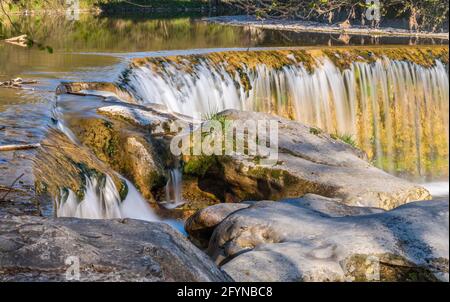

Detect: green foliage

[331,132,358,148]
[309,127,322,136]
[225,0,448,32]
[203,110,227,127]
[183,155,218,177]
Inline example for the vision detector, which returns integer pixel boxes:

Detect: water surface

[1,13,448,214]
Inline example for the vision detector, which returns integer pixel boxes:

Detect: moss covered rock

[182,110,431,210]
[66,110,167,202]
[34,129,127,203]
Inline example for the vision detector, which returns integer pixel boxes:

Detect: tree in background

[223,0,448,31]
[1,0,448,32]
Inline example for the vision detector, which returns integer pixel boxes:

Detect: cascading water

[51,106,79,144]
[162,168,185,209]
[122,54,449,180]
[56,175,159,222]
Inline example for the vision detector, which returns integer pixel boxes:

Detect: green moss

[249,166,284,180]
[343,253,441,282]
[118,179,129,202]
[331,132,358,148]
[183,155,219,177]
[309,127,322,136]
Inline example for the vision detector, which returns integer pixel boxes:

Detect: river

[0,13,448,226]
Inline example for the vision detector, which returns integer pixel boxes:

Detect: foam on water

[423,181,450,198]
[56,175,185,233]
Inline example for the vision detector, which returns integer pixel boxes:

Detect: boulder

[184,110,431,210]
[0,215,231,282]
[60,94,171,203]
[186,202,252,249]
[202,197,449,282]
[186,194,383,249]
[281,194,385,217]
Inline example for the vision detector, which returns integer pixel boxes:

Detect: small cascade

[122,52,449,179]
[56,175,159,222]
[162,167,185,209]
[422,181,450,198]
[51,106,79,144]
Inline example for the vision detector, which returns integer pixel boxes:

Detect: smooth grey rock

[281,194,385,217]
[187,194,384,249]
[0,215,231,282]
[185,203,251,249]
[205,197,449,282]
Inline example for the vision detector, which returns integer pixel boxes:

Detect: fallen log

[0,143,41,152]
[4,34,28,48]
[0,78,38,89]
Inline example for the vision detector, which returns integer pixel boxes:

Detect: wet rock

[69,97,222,212]
[66,110,168,202]
[56,82,136,104]
[203,197,449,282]
[184,110,431,210]
[0,215,231,282]
[96,103,192,136]
[48,91,219,216]
[154,175,221,221]
[34,129,127,204]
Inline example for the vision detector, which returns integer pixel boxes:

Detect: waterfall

[56,175,159,222]
[162,168,185,209]
[51,106,79,144]
[122,55,449,179]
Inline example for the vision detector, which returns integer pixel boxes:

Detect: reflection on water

[1,13,448,81]
[2,13,448,54]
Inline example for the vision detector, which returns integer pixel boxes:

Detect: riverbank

[205,15,449,40]
[0,0,214,16]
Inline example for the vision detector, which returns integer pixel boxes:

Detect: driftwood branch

[0,78,38,89]
[0,143,41,152]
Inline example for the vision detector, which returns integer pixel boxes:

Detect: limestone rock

[0,215,231,282]
[34,129,128,204]
[187,194,383,249]
[204,197,448,282]
[96,104,191,134]
[65,104,169,202]
[56,82,137,104]
[184,110,431,210]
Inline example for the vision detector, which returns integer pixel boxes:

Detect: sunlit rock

[201,197,449,282]
[0,216,231,282]
[183,110,431,210]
